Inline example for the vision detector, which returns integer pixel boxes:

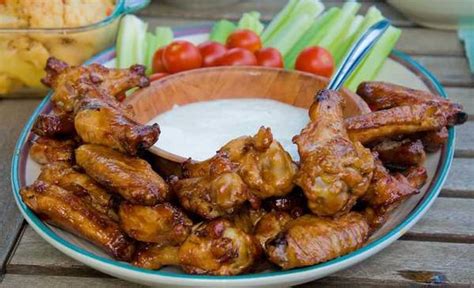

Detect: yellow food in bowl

[0,0,116,94]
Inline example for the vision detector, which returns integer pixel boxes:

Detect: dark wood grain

[0,99,41,273]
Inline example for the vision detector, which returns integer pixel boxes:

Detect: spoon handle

[327,19,391,91]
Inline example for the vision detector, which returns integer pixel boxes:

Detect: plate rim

[10,26,455,284]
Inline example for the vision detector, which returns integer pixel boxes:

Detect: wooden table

[1,1,473,287]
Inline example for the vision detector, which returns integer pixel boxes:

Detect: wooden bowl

[126,66,370,165]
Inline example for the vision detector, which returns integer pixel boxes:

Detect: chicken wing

[230,205,267,234]
[418,127,449,152]
[74,96,160,155]
[75,144,170,205]
[371,139,426,169]
[41,57,149,112]
[30,136,76,164]
[20,181,135,261]
[254,211,293,250]
[357,81,467,126]
[184,127,297,199]
[345,104,447,144]
[178,218,261,275]
[38,162,117,220]
[118,202,192,245]
[403,166,428,189]
[293,89,374,216]
[132,244,180,270]
[265,212,369,269]
[32,111,75,138]
[174,153,256,220]
[263,190,307,218]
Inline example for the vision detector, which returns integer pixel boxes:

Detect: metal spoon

[327,19,391,91]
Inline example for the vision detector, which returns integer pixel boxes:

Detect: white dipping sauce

[148,99,309,161]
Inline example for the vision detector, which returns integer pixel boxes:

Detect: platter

[11,26,454,287]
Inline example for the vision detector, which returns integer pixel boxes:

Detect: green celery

[144,27,173,74]
[318,1,361,55]
[145,32,158,74]
[262,0,325,47]
[155,27,173,47]
[210,20,236,43]
[332,15,364,66]
[284,7,340,68]
[345,25,402,91]
[116,15,139,68]
[134,18,148,66]
[238,11,264,35]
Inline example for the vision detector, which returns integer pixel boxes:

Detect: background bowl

[126,66,370,163]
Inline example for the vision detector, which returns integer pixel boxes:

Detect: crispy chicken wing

[38,162,117,220]
[357,81,467,126]
[174,153,256,220]
[75,144,170,205]
[371,138,426,169]
[41,57,149,112]
[293,90,374,216]
[74,96,160,155]
[20,181,134,261]
[254,211,293,250]
[184,127,297,199]
[345,104,447,144]
[418,127,449,152]
[132,244,180,270]
[118,202,192,245]
[32,111,75,138]
[178,218,261,275]
[265,212,369,269]
[30,136,75,164]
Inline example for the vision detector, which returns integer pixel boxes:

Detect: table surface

[1,1,473,287]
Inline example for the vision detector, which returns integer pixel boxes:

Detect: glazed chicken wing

[263,190,307,218]
[178,218,261,275]
[174,153,256,220]
[41,57,149,112]
[133,244,180,270]
[371,138,426,169]
[32,111,75,138]
[38,162,117,220]
[20,181,134,261]
[345,104,447,144]
[293,90,374,216]
[184,127,297,199]
[230,205,267,234]
[74,96,160,155]
[75,144,170,205]
[265,212,369,269]
[254,211,293,250]
[118,202,192,245]
[418,127,449,152]
[357,81,467,126]
[30,136,76,164]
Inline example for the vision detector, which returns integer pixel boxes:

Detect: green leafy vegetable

[210,20,237,43]
[238,11,264,35]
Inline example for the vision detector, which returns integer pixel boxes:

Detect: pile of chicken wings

[21,57,467,275]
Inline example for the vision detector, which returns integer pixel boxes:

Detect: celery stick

[210,20,236,43]
[117,15,144,68]
[135,19,148,66]
[333,15,364,66]
[155,27,173,47]
[284,7,340,68]
[238,11,264,35]
[261,0,299,43]
[345,26,402,91]
[318,1,361,54]
[145,32,158,74]
[265,14,315,56]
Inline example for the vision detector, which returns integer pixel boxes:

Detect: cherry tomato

[149,72,169,82]
[226,29,262,53]
[295,46,334,78]
[198,41,227,67]
[152,47,166,73]
[162,40,202,73]
[255,47,284,68]
[217,48,258,66]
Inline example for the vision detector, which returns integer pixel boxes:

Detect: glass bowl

[0,0,149,97]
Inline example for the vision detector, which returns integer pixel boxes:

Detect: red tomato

[226,29,262,53]
[255,47,284,68]
[295,46,334,78]
[162,40,202,73]
[218,48,257,66]
[198,41,227,67]
[152,47,166,73]
[149,72,169,82]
